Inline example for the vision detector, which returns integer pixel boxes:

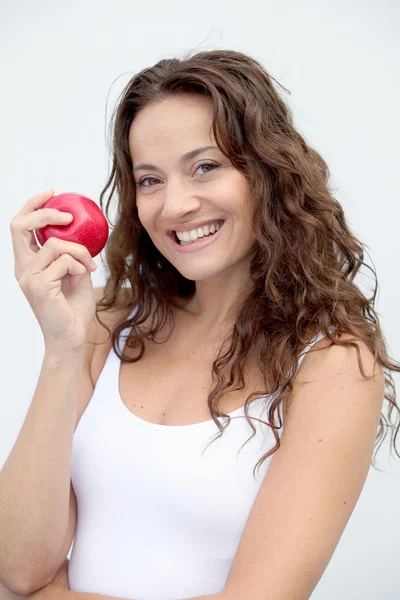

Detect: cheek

[136,203,152,229]
[224,191,252,224]
[223,174,251,209]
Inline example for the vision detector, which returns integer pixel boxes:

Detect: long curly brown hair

[94,48,400,479]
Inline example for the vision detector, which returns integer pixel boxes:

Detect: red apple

[35,192,109,258]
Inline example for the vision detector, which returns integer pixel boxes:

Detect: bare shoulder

[222,331,385,599]
[285,330,385,432]
[296,331,383,384]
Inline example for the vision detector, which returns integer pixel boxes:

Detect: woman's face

[128,94,256,283]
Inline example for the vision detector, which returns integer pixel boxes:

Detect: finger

[45,254,87,287]
[26,239,95,278]
[20,254,88,295]
[11,208,74,273]
[12,188,55,220]
[69,269,90,288]
[10,188,56,273]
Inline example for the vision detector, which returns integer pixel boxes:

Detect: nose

[161,176,201,221]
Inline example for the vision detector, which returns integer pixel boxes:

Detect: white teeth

[176,220,222,242]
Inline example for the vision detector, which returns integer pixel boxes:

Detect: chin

[174,266,227,282]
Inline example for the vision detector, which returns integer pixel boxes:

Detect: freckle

[140,405,144,408]
[162,412,166,416]
[318,438,323,442]
[344,501,347,505]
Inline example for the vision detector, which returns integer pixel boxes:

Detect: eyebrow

[132,145,219,173]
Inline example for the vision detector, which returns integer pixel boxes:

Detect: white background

[1,0,399,598]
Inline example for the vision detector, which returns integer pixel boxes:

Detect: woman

[2,49,399,600]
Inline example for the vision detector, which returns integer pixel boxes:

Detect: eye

[195,161,220,176]
[135,161,220,188]
[135,176,160,189]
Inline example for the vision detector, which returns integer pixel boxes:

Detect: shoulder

[222,332,385,599]
[284,331,385,432]
[297,331,383,383]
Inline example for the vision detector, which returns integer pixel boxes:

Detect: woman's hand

[10,188,97,354]
[26,559,70,599]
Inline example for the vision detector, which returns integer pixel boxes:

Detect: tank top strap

[114,303,140,355]
[296,326,336,371]
[91,304,139,393]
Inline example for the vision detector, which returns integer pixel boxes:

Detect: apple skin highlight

[35,192,109,258]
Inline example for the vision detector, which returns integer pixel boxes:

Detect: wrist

[44,347,86,367]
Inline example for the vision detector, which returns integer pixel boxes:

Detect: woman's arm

[0,286,103,593]
[52,593,221,600]
[23,561,224,600]
[222,336,384,600]
[0,350,88,592]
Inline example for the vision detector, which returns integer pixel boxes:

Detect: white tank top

[69,306,333,598]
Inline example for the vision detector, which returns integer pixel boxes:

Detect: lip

[168,221,224,252]
[167,219,224,234]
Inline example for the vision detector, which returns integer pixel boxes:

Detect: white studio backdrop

[1,0,399,598]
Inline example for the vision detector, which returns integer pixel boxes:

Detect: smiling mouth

[170,220,225,245]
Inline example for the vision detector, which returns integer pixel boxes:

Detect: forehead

[128,95,215,159]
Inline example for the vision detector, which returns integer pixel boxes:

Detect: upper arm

[223,335,384,600]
